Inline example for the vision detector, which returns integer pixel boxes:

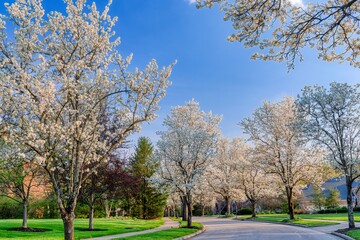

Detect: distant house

[301,177,360,211]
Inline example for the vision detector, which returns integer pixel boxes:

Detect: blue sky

[2,0,359,146]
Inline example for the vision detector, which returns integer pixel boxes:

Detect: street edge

[173,226,207,240]
[331,232,355,240]
[239,218,310,228]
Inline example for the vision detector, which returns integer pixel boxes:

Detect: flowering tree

[297,82,360,228]
[238,149,279,218]
[0,0,173,239]
[156,100,221,227]
[241,97,324,219]
[197,0,359,69]
[206,137,246,216]
[193,182,216,216]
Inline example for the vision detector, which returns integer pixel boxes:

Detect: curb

[173,226,206,240]
[241,218,310,229]
[331,232,355,240]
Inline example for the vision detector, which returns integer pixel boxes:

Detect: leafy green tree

[0,140,45,228]
[132,137,167,219]
[326,188,340,210]
[310,186,326,211]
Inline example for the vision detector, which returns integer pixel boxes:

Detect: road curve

[191,217,342,240]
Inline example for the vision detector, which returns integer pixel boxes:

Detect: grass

[299,213,360,222]
[252,216,339,227]
[0,218,163,240]
[116,218,203,240]
[114,228,198,240]
[237,213,343,227]
[217,214,235,218]
[239,212,360,221]
[346,229,360,240]
[170,217,204,229]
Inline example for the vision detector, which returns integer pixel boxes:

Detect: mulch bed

[7,227,51,232]
[335,227,360,235]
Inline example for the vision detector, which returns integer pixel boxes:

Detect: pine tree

[326,188,340,210]
[132,137,167,219]
[310,186,326,211]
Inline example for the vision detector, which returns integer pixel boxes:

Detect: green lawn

[347,230,360,240]
[170,217,204,229]
[251,215,339,227]
[0,218,163,240]
[238,212,360,222]
[116,219,203,240]
[299,213,360,222]
[115,228,198,240]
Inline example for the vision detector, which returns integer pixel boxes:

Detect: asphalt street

[191,217,343,240]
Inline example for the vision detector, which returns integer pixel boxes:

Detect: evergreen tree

[310,186,326,211]
[326,188,340,210]
[132,137,167,219]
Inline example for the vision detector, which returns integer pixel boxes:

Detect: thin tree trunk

[105,199,113,218]
[142,178,146,219]
[63,212,75,240]
[89,191,95,230]
[22,200,27,229]
[202,205,205,216]
[251,201,256,218]
[346,176,355,228]
[286,187,295,220]
[89,205,94,230]
[174,206,178,218]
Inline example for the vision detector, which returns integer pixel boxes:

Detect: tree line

[155,82,360,229]
[0,0,357,239]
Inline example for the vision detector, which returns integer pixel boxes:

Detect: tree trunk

[89,205,94,230]
[202,205,205,216]
[62,212,75,240]
[22,200,27,229]
[89,191,95,230]
[186,195,192,228]
[181,196,188,221]
[104,199,112,218]
[346,176,355,228]
[286,186,295,220]
[175,206,178,218]
[225,196,231,216]
[251,201,256,218]
[142,178,146,219]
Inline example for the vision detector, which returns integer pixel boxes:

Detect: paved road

[191,217,343,240]
[85,218,179,240]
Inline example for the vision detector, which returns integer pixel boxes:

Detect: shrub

[0,197,22,219]
[29,195,60,219]
[238,208,252,215]
[318,206,348,214]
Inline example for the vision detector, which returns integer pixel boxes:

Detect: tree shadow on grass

[7,227,52,232]
[75,227,108,232]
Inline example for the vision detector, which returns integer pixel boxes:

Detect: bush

[0,197,22,219]
[238,208,252,215]
[29,195,60,219]
[75,202,106,219]
[318,206,348,214]
[353,207,360,212]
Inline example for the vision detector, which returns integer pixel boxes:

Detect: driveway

[191,217,343,240]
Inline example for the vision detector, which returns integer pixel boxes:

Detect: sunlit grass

[0,218,163,240]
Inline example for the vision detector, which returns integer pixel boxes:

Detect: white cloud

[289,0,304,7]
[185,0,197,4]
